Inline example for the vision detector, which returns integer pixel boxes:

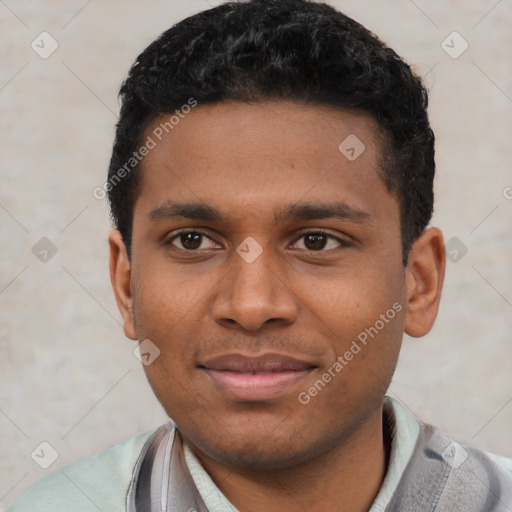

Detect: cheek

[131,258,210,335]
[304,262,405,385]
[130,261,217,380]
[306,265,403,334]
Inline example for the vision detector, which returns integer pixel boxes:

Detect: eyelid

[166,228,222,250]
[290,229,352,251]
[165,228,352,252]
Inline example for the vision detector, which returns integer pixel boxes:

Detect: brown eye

[178,232,202,250]
[292,231,349,252]
[304,233,329,250]
[168,230,219,251]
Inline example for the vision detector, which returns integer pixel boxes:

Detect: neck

[191,406,391,512]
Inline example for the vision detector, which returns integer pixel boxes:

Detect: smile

[199,353,316,401]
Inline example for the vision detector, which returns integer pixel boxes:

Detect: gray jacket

[126,422,512,511]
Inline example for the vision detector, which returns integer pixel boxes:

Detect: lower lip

[202,369,313,401]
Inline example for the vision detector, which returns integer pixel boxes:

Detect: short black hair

[107,0,435,265]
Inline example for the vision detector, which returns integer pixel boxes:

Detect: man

[7,0,512,510]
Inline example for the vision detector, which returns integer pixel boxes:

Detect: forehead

[133,101,396,225]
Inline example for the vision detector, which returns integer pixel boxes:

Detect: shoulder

[5,426,164,512]
[385,397,512,478]
[422,422,512,480]
[417,423,512,509]
[485,450,512,475]
[383,398,512,510]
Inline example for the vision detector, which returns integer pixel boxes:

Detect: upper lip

[199,353,316,373]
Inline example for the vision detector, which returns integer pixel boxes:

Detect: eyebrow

[276,202,371,224]
[148,200,371,224]
[149,201,224,222]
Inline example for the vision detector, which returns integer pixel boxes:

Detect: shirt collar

[183,396,420,512]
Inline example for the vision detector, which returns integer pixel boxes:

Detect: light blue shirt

[6,396,512,511]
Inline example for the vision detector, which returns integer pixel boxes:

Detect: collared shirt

[182,396,420,512]
[6,396,512,511]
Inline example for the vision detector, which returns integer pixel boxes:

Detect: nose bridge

[230,244,280,309]
[211,241,298,331]
[233,247,275,298]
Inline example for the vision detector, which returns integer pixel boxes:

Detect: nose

[211,249,299,332]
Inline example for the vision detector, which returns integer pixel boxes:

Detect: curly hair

[107,0,435,265]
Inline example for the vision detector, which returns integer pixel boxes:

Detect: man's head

[107,0,435,266]
[108,0,445,474]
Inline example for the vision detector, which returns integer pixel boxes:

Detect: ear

[404,227,446,338]
[108,230,137,340]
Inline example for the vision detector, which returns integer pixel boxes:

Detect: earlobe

[404,227,446,338]
[108,230,137,340]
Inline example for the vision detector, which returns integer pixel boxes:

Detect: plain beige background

[1,0,511,505]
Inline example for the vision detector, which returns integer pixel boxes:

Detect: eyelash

[166,229,351,253]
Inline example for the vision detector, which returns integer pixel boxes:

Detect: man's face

[119,101,408,469]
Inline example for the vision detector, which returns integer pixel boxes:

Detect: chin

[192,434,315,471]
[180,413,342,472]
